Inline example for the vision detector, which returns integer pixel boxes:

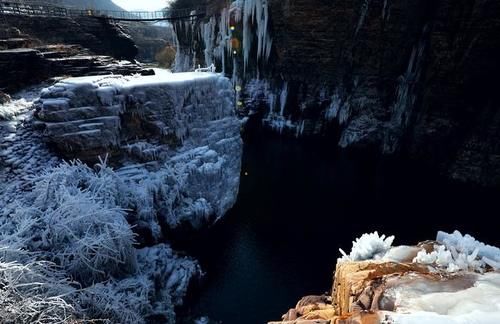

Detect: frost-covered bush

[1,160,136,286]
[0,257,77,323]
[30,158,130,209]
[339,231,395,261]
[78,276,175,324]
[137,244,203,307]
[0,158,202,323]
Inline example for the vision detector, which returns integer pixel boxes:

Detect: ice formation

[34,69,242,231]
[0,160,202,323]
[339,230,499,272]
[175,0,272,75]
[242,0,273,71]
[412,231,500,272]
[339,231,395,261]
[356,0,372,36]
[199,7,232,74]
[0,85,60,205]
[332,231,500,324]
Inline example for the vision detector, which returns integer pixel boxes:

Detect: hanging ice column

[173,17,201,72]
[200,7,233,74]
[242,0,273,73]
[196,0,272,75]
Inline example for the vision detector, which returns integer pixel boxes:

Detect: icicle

[201,17,216,66]
[325,93,342,121]
[242,0,273,73]
[279,82,288,116]
[295,120,305,138]
[355,0,371,36]
[382,0,389,20]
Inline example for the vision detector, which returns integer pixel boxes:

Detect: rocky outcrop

[34,71,243,233]
[0,44,146,93]
[0,15,143,93]
[1,14,137,60]
[268,232,500,324]
[179,0,500,186]
[0,70,238,323]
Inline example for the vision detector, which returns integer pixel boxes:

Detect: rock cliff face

[0,14,142,93]
[177,0,500,187]
[1,14,137,60]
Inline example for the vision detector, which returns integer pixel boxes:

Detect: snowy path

[0,86,60,204]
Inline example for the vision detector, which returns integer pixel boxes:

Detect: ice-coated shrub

[2,159,137,286]
[0,158,202,323]
[0,257,78,324]
[78,276,175,324]
[31,158,130,209]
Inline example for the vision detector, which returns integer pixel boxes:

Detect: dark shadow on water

[176,128,500,324]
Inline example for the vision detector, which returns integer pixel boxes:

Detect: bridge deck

[0,0,206,21]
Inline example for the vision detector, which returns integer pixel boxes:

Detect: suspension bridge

[0,0,207,22]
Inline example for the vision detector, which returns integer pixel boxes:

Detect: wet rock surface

[268,0,500,186]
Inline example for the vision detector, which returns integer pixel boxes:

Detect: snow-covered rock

[35,70,237,159]
[34,69,243,232]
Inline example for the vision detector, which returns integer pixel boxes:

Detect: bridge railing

[0,0,207,21]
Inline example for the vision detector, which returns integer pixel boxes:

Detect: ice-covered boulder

[35,70,243,233]
[35,70,237,160]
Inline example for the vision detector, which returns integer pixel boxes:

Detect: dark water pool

[178,131,499,324]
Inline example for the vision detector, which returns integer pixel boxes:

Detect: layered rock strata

[34,70,243,233]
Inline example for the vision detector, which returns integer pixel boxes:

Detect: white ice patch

[383,272,500,324]
[0,97,33,120]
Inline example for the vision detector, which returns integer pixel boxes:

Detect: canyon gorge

[0,0,499,323]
